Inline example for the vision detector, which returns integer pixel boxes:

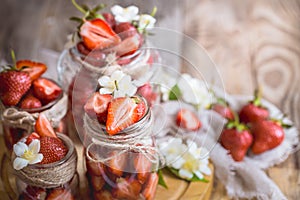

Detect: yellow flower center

[183,158,197,171]
[22,150,35,161]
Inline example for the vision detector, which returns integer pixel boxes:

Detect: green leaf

[92,4,106,13]
[81,4,90,12]
[169,84,182,100]
[168,167,208,183]
[158,169,168,189]
[69,17,83,23]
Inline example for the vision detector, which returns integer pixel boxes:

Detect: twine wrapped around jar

[12,133,77,188]
[1,93,68,133]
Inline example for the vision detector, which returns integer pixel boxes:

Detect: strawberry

[251,119,285,154]
[84,93,112,123]
[39,136,68,164]
[176,109,202,131]
[33,78,62,105]
[134,96,147,120]
[106,97,140,135]
[19,186,46,200]
[211,103,235,120]
[35,113,57,138]
[46,188,74,200]
[107,151,127,177]
[104,34,141,57]
[114,22,138,40]
[112,177,142,200]
[80,19,121,50]
[93,189,113,200]
[16,60,47,81]
[0,70,31,106]
[137,83,158,107]
[103,12,116,28]
[25,132,40,145]
[88,173,105,191]
[134,152,152,184]
[220,120,253,161]
[142,173,159,200]
[76,41,91,56]
[19,94,42,109]
[239,90,269,124]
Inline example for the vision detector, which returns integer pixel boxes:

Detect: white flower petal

[111,5,139,23]
[28,139,40,154]
[13,157,29,170]
[139,14,156,30]
[179,169,193,180]
[194,170,204,179]
[13,142,28,157]
[171,157,185,169]
[28,153,43,165]
[111,70,125,82]
[100,87,114,95]
[98,76,112,87]
[113,90,126,98]
[199,164,211,175]
[111,5,123,15]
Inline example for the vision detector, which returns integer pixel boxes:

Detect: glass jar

[2,133,79,200]
[83,98,160,200]
[1,79,68,152]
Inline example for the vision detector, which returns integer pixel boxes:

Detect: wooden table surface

[1,0,300,199]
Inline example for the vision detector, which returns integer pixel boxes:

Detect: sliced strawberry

[176,109,202,131]
[84,93,112,123]
[88,173,105,192]
[20,186,46,200]
[104,34,140,57]
[107,151,127,177]
[142,173,159,200]
[112,177,142,200]
[46,188,74,200]
[103,13,116,28]
[16,60,47,81]
[114,22,138,40]
[211,103,235,120]
[33,78,62,105]
[0,71,31,106]
[134,152,152,184]
[137,83,158,107]
[19,94,42,109]
[80,19,121,50]
[135,97,147,120]
[35,113,57,138]
[39,136,68,164]
[106,97,140,135]
[93,189,113,200]
[25,132,40,145]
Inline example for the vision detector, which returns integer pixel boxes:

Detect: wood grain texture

[183,0,300,199]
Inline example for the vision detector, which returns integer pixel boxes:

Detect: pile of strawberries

[214,91,289,162]
[72,4,144,67]
[0,60,62,109]
[19,114,74,200]
[84,93,146,135]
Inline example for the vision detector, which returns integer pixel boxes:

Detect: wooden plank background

[1,0,300,199]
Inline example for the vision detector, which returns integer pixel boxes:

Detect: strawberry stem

[253,89,262,106]
[10,49,17,69]
[72,0,87,14]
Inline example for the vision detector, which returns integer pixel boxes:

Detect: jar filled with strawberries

[2,115,78,200]
[0,56,68,152]
[82,91,160,199]
[57,2,160,133]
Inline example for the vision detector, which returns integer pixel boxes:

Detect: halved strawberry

[176,109,202,131]
[84,93,112,123]
[20,186,46,200]
[33,78,62,105]
[107,151,127,177]
[16,60,47,81]
[35,113,57,138]
[25,132,40,145]
[134,152,152,184]
[0,70,31,106]
[135,97,147,120]
[46,188,74,200]
[104,34,140,57]
[112,177,142,200]
[142,173,159,200]
[39,136,68,164]
[19,94,42,109]
[93,189,113,200]
[80,19,121,50]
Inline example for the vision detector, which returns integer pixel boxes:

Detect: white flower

[159,137,211,181]
[177,74,212,109]
[13,139,43,170]
[111,5,140,23]
[98,70,137,98]
[139,14,156,30]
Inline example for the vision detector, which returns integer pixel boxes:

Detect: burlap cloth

[153,94,299,200]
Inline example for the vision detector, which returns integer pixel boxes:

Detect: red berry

[39,136,68,164]
[33,78,62,105]
[114,22,138,40]
[16,60,47,81]
[176,109,202,131]
[19,95,42,109]
[35,113,57,138]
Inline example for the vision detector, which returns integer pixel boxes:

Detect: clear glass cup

[83,97,160,200]
[2,133,79,200]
